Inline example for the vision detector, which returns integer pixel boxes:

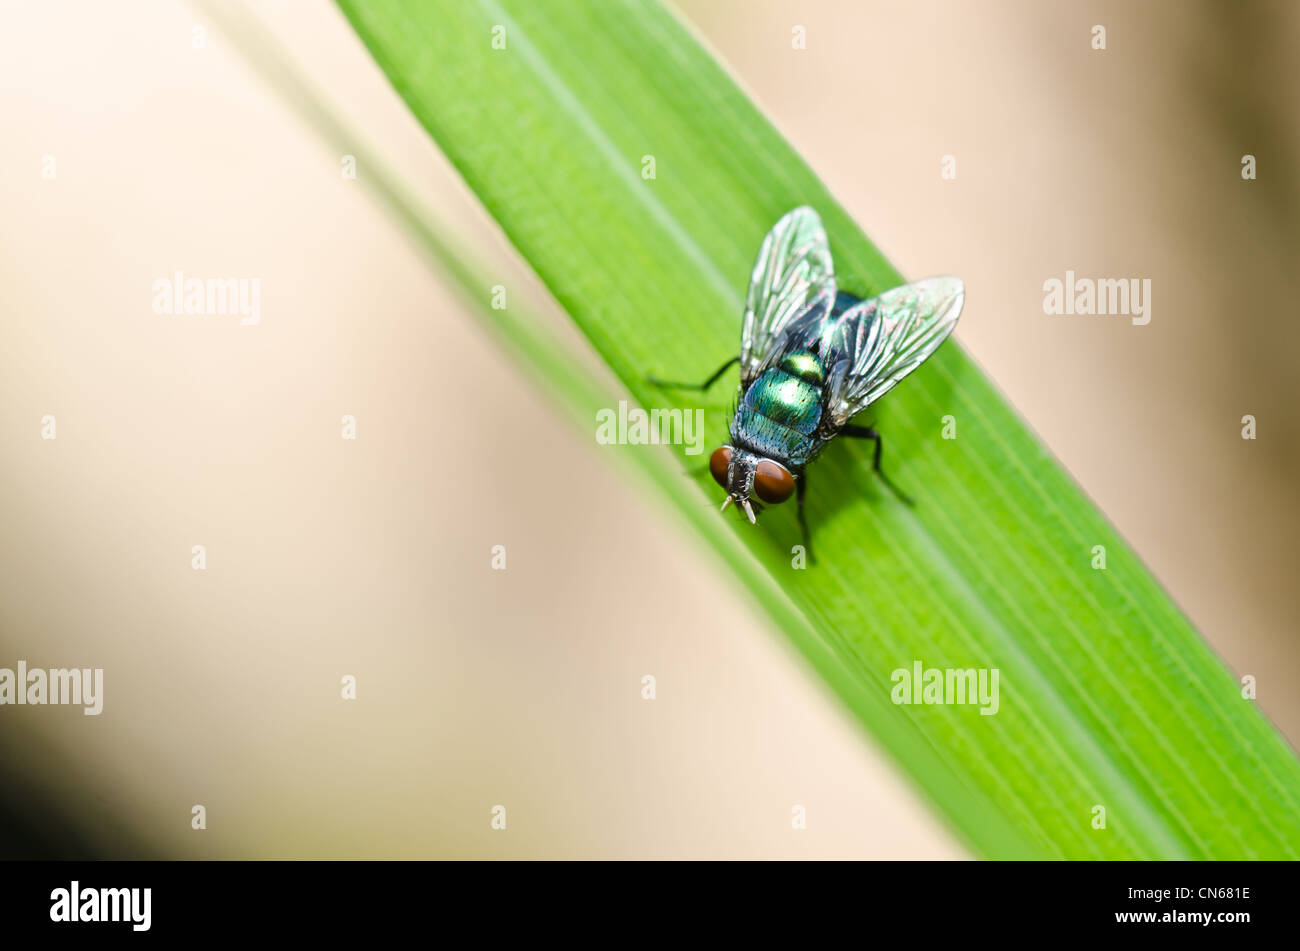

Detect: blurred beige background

[0,0,1295,858]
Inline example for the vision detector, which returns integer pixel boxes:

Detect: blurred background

[0,0,1295,858]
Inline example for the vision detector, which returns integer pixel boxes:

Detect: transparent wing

[822,277,965,427]
[740,207,836,384]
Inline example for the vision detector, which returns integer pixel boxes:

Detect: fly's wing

[740,207,836,385]
[821,277,965,428]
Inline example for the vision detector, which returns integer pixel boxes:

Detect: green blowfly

[650,206,964,553]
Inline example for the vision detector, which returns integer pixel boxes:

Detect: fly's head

[709,445,796,523]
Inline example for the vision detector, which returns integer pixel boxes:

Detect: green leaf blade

[335,0,1300,858]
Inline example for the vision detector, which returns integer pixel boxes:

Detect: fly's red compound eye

[709,446,732,488]
[752,459,795,504]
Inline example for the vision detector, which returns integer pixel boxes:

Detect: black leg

[841,425,915,506]
[647,356,738,392]
[796,473,815,563]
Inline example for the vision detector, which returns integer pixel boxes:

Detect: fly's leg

[646,356,738,392]
[841,425,915,506]
[796,473,816,563]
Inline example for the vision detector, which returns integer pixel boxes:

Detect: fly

[649,206,964,555]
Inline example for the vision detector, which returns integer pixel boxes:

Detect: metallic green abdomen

[778,351,825,386]
[731,350,825,468]
[747,370,821,433]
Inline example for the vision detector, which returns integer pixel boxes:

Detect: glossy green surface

[335,0,1300,859]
